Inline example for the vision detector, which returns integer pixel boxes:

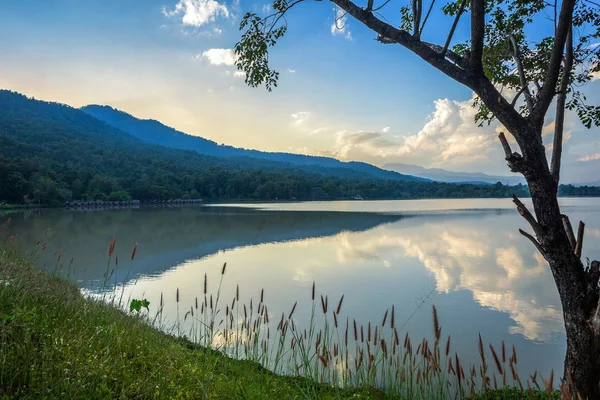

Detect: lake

[3,198,600,383]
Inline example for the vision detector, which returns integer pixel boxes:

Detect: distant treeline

[0,90,596,205]
[558,185,600,197]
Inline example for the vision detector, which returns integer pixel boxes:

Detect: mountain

[81,105,426,182]
[383,163,526,185]
[2,90,546,205]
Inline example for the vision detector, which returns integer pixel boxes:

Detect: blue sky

[0,0,598,183]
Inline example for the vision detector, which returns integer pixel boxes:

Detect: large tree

[234,0,600,397]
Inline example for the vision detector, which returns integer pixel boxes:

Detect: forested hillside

[81,105,425,182]
[0,90,595,206]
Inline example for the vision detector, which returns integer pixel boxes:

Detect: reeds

[38,237,556,399]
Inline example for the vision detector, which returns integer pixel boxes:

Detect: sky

[0,0,598,183]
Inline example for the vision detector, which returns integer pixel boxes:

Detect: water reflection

[4,200,600,378]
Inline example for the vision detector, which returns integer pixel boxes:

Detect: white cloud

[578,153,600,162]
[201,48,237,66]
[331,6,352,40]
[291,111,311,125]
[163,0,230,27]
[308,127,328,135]
[232,71,245,78]
[287,69,296,74]
[324,97,499,167]
[382,126,391,133]
[262,4,272,14]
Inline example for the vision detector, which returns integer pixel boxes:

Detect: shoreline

[1,194,600,211]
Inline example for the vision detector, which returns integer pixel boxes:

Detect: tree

[234,0,600,397]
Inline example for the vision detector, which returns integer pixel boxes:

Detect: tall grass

[0,223,561,399]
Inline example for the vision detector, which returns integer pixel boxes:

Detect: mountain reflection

[6,206,404,282]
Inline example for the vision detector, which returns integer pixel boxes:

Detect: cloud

[323,97,499,167]
[163,0,229,27]
[262,4,272,14]
[382,126,391,133]
[201,48,237,66]
[287,69,296,74]
[578,153,600,162]
[232,71,245,78]
[291,111,311,125]
[308,127,328,135]
[331,6,352,40]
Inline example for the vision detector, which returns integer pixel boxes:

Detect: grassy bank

[0,247,390,399]
[0,236,561,399]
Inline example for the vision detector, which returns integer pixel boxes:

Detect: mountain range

[383,163,527,186]
[80,105,425,183]
[1,89,545,205]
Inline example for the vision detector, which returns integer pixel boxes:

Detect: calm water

[3,198,600,379]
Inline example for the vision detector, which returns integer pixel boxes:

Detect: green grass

[0,247,389,399]
[0,230,561,399]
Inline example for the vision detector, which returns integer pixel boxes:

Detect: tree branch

[419,0,436,37]
[575,221,585,258]
[329,0,476,87]
[530,0,576,127]
[550,24,573,186]
[510,86,527,107]
[498,132,527,173]
[331,0,527,136]
[499,132,513,158]
[509,35,535,112]
[413,0,422,39]
[519,229,546,255]
[442,0,467,56]
[562,214,577,251]
[513,195,545,239]
[470,0,485,71]
[423,42,464,65]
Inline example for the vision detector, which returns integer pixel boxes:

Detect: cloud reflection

[329,215,568,342]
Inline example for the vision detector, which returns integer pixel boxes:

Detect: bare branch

[366,0,374,11]
[562,214,577,251]
[553,0,557,32]
[413,0,422,39]
[498,133,527,173]
[442,0,467,57]
[513,195,544,238]
[575,221,585,258]
[498,132,513,159]
[470,0,485,70]
[330,0,476,87]
[519,229,546,255]
[550,24,573,186]
[509,35,535,112]
[530,0,576,127]
[419,0,436,37]
[423,42,463,65]
[510,86,527,108]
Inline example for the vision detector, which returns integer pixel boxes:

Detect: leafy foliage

[129,298,150,313]
[235,0,600,129]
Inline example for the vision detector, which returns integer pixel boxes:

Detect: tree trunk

[512,124,600,399]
